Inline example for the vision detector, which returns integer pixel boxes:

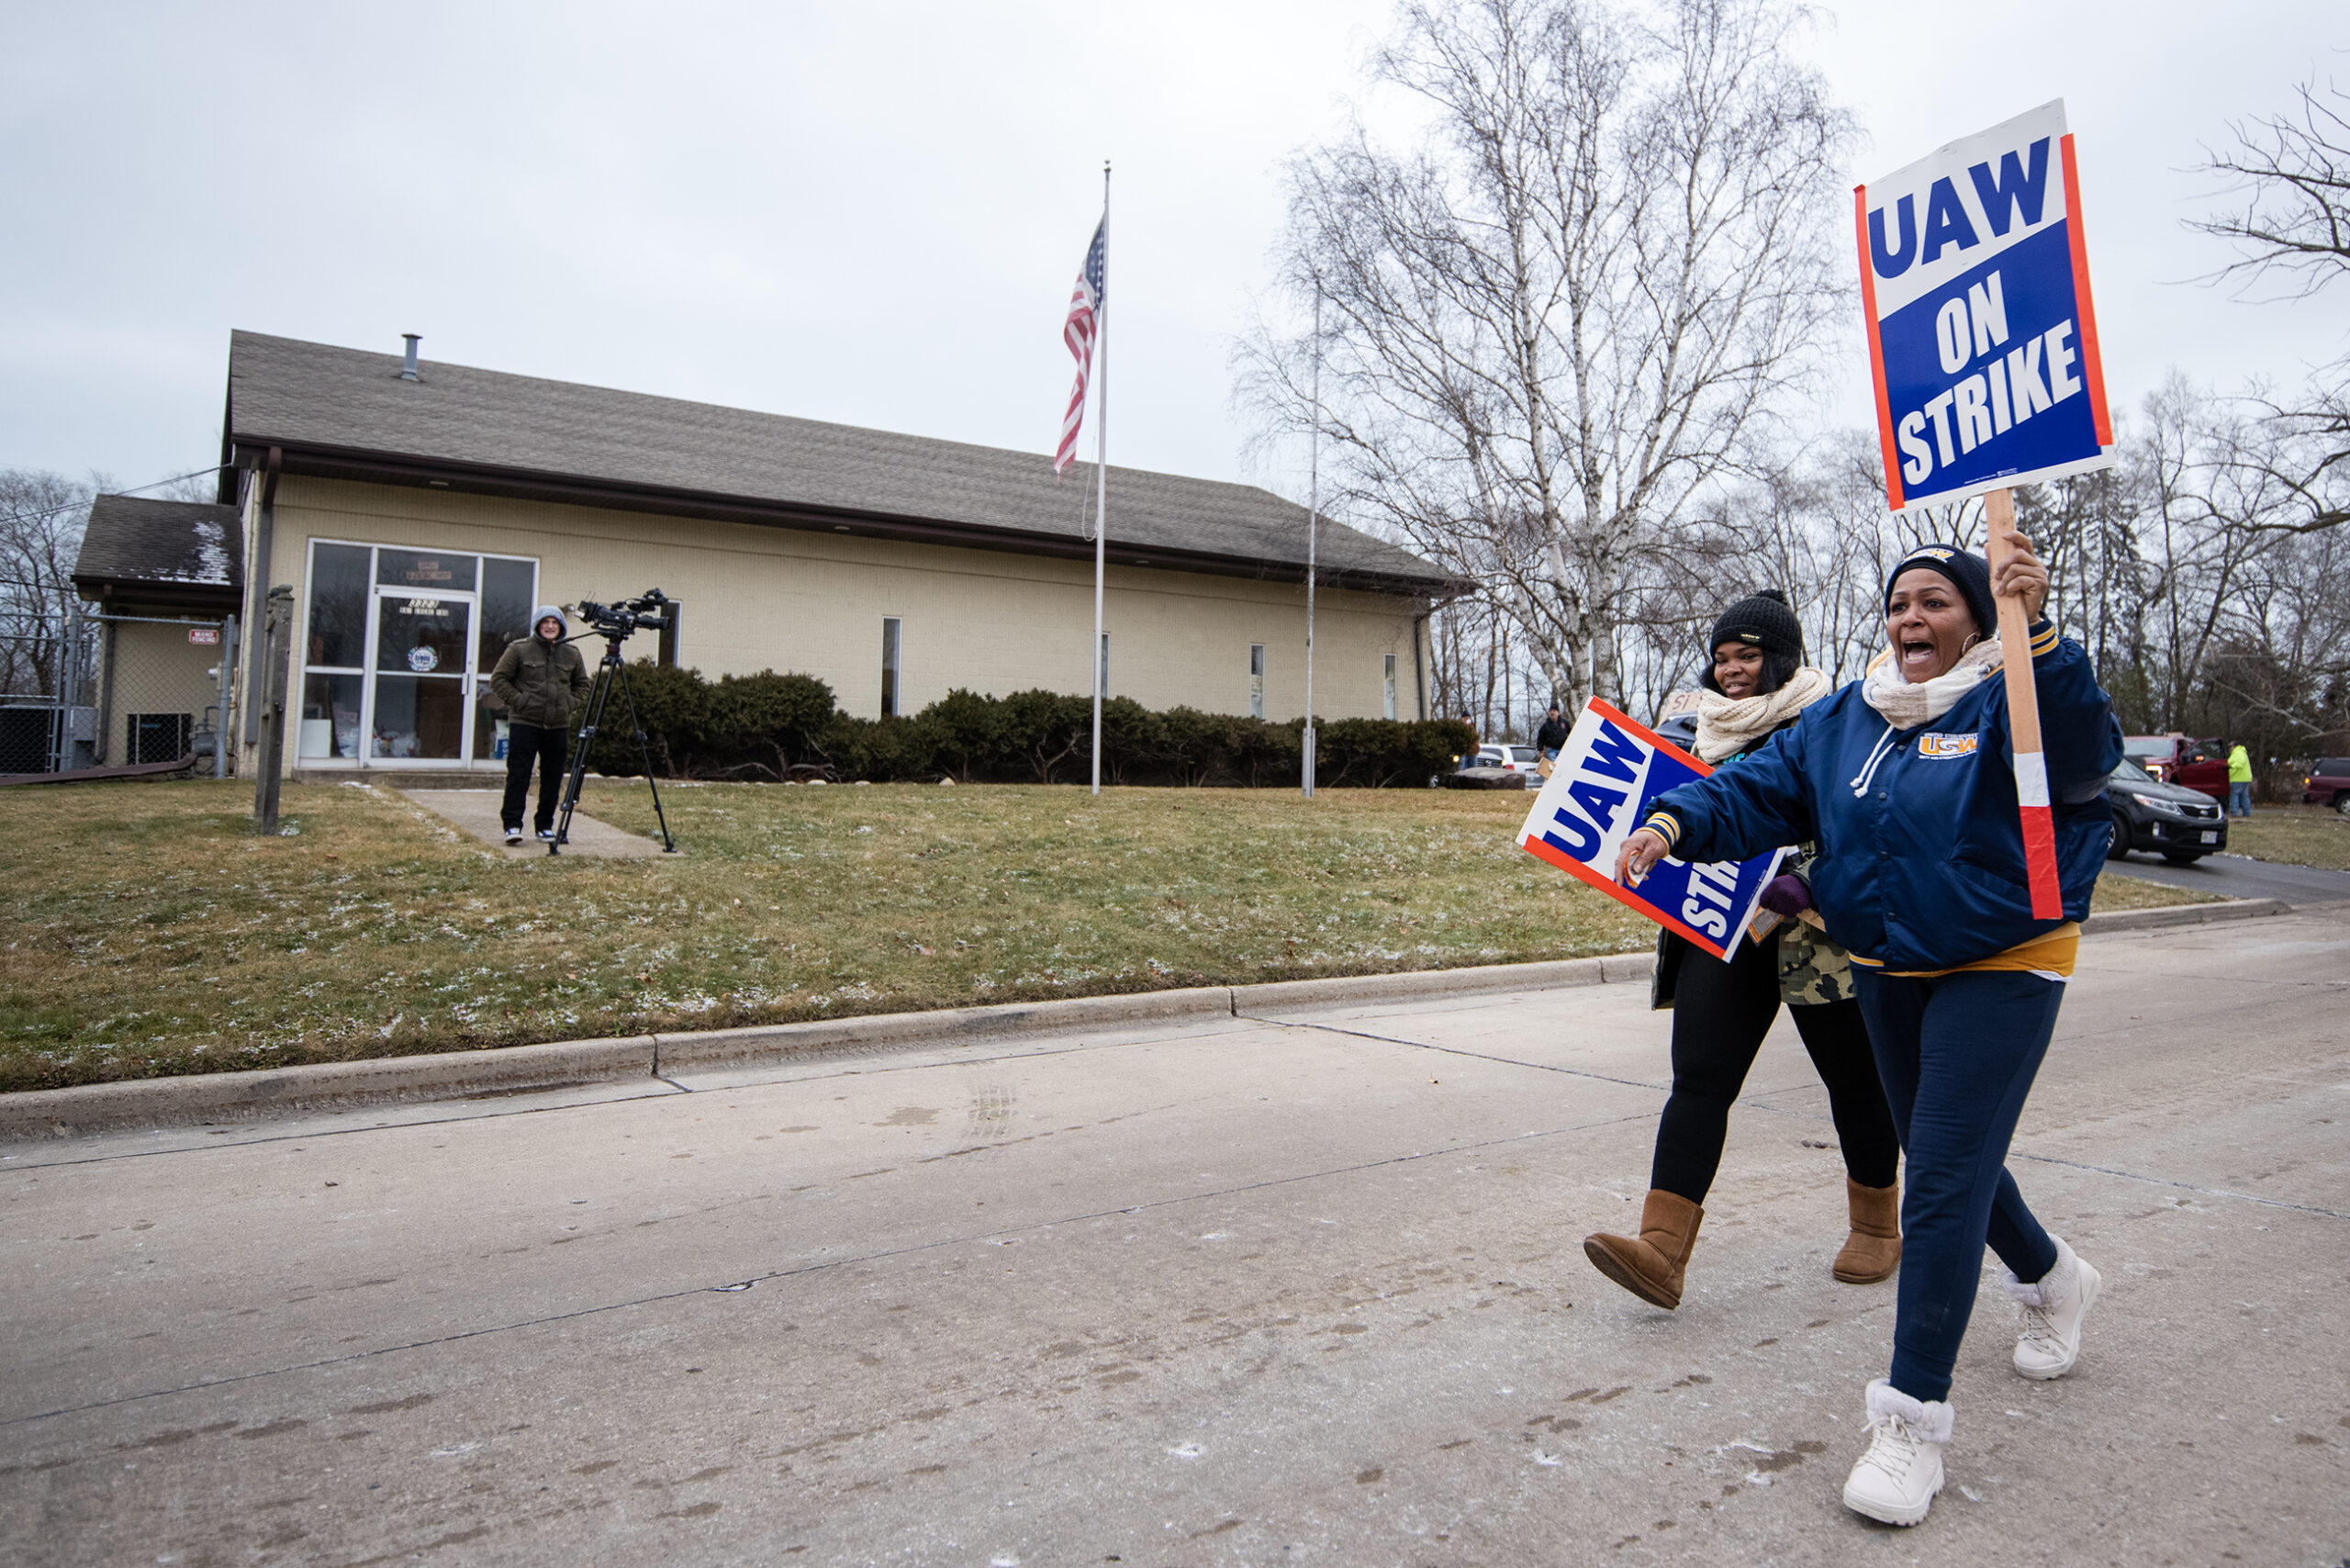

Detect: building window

[880,617,902,716]
[1383,654,1398,721]
[297,539,536,767]
[1249,644,1265,720]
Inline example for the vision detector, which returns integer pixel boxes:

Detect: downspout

[241,447,281,748]
[1412,607,1429,722]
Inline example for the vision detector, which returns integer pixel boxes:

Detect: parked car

[1444,745,1541,790]
[2121,734,2230,802]
[1479,744,1545,776]
[2107,757,2228,864]
[2300,757,2350,814]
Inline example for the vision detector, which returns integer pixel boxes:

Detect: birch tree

[1238,0,1853,708]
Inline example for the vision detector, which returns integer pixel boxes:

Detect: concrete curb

[0,956,1656,1140]
[2079,895,2288,935]
[0,895,2282,1139]
[1230,953,1653,1015]
[0,1036,655,1142]
[649,987,1239,1071]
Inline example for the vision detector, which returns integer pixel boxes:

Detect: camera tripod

[548,628,677,856]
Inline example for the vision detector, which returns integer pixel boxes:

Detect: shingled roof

[221,331,1451,596]
[73,495,241,611]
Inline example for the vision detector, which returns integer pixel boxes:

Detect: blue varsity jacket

[1643,620,2124,972]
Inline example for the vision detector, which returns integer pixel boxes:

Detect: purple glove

[1758,873,1813,917]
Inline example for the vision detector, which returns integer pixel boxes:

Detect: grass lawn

[0,778,2208,1092]
[2227,803,2350,873]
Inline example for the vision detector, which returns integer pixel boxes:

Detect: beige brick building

[196,331,1449,778]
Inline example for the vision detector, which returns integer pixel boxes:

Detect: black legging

[1650,931,1900,1203]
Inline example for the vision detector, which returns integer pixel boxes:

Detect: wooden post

[1982,488,2064,919]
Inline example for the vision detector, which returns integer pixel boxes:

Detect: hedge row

[576,662,1474,789]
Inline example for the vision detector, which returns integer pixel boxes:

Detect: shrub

[706,670,837,777]
[820,712,943,781]
[995,689,1092,783]
[575,658,711,777]
[924,688,1007,782]
[573,665,1460,788]
[1316,718,1476,788]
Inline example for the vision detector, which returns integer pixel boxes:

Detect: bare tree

[2185,75,2350,534]
[2191,78,2350,299]
[0,468,95,697]
[1238,0,1855,710]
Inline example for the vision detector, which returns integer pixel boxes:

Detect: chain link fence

[0,603,237,778]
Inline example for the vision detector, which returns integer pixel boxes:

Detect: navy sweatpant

[1852,968,2065,1404]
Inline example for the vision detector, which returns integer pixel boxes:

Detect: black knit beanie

[1884,545,1996,636]
[1709,588,1805,663]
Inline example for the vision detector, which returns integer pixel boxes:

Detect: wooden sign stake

[1983,487,2065,919]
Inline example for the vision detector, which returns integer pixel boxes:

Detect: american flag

[1053,218,1107,476]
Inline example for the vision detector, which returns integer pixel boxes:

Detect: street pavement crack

[1237,1020,2349,1220]
[2004,1149,2349,1219]
[1236,1013,1672,1092]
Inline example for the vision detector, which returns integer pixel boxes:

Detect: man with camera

[489,605,591,845]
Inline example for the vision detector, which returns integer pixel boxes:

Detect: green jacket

[2228,745,2253,783]
[488,633,589,729]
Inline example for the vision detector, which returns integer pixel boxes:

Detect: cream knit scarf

[1694,666,1833,763]
[1860,638,2003,730]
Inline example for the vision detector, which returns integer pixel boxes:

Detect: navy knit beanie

[1709,588,1805,662]
[1884,545,1996,637]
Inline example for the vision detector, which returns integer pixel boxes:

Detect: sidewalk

[395,785,675,859]
[1,912,2343,1562]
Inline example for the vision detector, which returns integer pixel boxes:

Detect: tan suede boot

[1583,1189,1704,1308]
[1833,1177,1901,1284]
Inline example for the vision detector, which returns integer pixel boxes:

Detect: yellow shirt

[1848,923,2080,980]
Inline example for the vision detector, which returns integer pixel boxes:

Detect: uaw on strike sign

[1858,100,2113,510]
[1516,700,1786,962]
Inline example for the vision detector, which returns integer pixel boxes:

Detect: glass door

[367,589,476,762]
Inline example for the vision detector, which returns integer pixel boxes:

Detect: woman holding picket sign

[1615,538,2121,1529]
[1582,589,1902,1309]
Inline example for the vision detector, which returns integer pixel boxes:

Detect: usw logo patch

[1919,732,1980,759]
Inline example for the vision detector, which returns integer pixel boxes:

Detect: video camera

[573,588,674,640]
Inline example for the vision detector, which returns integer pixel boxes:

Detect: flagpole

[1091,161,1110,797]
[1303,276,1321,800]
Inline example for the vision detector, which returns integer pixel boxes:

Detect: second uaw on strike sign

[1516,700,1786,962]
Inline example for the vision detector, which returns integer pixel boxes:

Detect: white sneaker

[503,827,523,845]
[1841,1379,1950,1527]
[2008,1236,2100,1380]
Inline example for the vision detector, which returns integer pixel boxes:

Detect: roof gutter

[223,437,1464,599]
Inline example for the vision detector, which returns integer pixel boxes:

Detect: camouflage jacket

[1764,848,1855,1006]
[1648,854,1854,1011]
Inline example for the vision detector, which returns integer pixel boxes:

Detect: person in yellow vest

[2227,743,2254,819]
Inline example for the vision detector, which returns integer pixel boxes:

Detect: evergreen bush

[583,664,1467,788]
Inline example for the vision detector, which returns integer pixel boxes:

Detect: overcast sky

[2,1,2343,505]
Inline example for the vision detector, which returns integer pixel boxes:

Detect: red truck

[2302,756,2350,814]
[2121,735,2230,804]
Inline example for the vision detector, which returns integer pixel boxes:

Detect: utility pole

[1303,278,1322,799]
[253,585,293,834]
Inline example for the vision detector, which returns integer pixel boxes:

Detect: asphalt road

[3,914,2345,1565]
[2103,843,2350,906]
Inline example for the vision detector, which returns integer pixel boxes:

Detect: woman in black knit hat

[1583,589,1902,1310]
